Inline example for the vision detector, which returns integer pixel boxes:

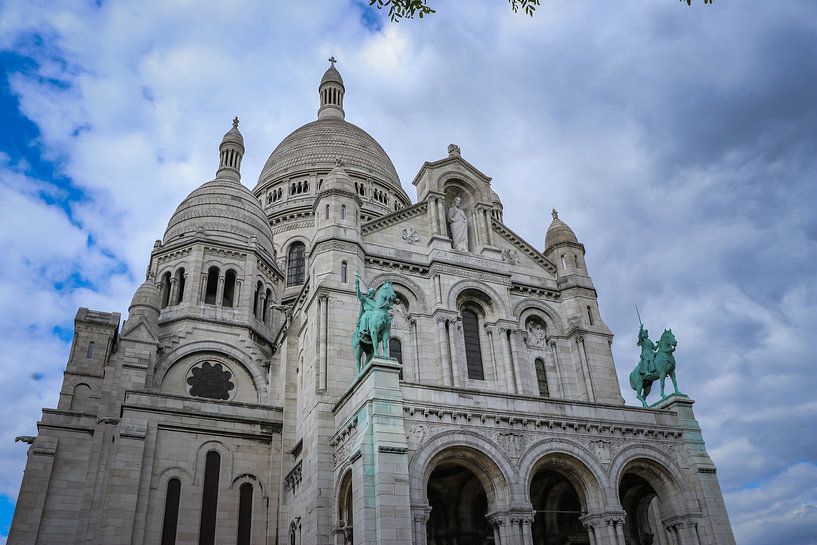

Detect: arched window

[341,204,346,220]
[287,243,306,286]
[237,482,253,545]
[253,281,262,319]
[560,255,567,269]
[325,204,330,220]
[222,270,236,308]
[198,451,220,545]
[160,271,172,309]
[574,254,580,269]
[160,478,181,545]
[175,268,186,305]
[461,309,485,380]
[586,305,594,326]
[86,341,95,359]
[204,266,219,305]
[340,261,348,284]
[263,289,272,324]
[389,338,403,380]
[535,358,549,397]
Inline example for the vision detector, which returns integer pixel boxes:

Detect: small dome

[545,209,579,251]
[490,187,502,206]
[164,178,275,256]
[319,163,355,194]
[221,117,244,148]
[321,65,344,88]
[129,277,161,314]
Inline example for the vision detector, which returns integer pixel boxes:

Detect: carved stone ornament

[501,248,519,265]
[401,227,420,244]
[390,299,410,331]
[525,320,547,349]
[187,361,235,400]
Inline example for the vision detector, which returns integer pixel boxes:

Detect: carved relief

[390,299,410,331]
[495,432,527,457]
[525,318,547,349]
[401,227,420,244]
[501,248,519,265]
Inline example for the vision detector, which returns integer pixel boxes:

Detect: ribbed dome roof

[257,118,402,194]
[129,278,161,313]
[545,209,579,251]
[164,178,275,256]
[321,65,344,87]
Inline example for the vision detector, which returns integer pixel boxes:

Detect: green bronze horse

[352,279,398,375]
[629,328,683,407]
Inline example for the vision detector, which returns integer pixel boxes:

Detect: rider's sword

[635,305,643,328]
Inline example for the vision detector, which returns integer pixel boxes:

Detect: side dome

[163,178,275,257]
[129,277,161,314]
[318,163,355,194]
[545,209,579,252]
[257,118,403,195]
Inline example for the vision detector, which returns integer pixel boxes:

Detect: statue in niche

[525,319,547,349]
[390,297,410,331]
[447,195,469,251]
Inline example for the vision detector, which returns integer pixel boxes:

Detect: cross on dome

[329,56,337,67]
[552,208,559,220]
[232,116,239,128]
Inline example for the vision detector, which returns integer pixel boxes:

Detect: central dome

[257,117,402,193]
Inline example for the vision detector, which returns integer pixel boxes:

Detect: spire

[318,57,345,120]
[216,116,245,181]
[545,208,579,253]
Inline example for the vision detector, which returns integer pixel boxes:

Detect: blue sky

[0,1,816,544]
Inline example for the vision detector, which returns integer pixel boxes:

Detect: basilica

[8,61,735,545]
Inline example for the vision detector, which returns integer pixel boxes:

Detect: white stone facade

[8,64,735,545]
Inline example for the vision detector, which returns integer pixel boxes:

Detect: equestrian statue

[352,272,398,375]
[629,306,684,407]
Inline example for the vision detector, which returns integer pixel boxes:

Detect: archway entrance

[336,471,353,545]
[427,463,492,545]
[619,473,670,545]
[530,469,589,545]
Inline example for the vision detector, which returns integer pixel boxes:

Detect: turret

[318,57,345,120]
[544,209,588,277]
[216,116,245,181]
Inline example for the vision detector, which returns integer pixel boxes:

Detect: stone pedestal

[346,357,413,545]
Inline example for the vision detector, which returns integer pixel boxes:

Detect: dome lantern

[318,57,345,120]
[216,116,245,181]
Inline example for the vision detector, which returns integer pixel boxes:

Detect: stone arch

[231,473,265,495]
[608,444,695,516]
[201,257,245,277]
[154,340,269,402]
[513,299,568,336]
[193,440,233,488]
[518,438,608,512]
[448,279,511,321]
[151,466,193,490]
[335,467,354,533]
[409,429,515,510]
[70,383,94,412]
[367,272,429,314]
[438,171,490,203]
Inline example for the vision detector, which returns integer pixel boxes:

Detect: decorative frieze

[285,460,302,491]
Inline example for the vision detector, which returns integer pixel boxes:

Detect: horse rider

[637,324,657,378]
[354,272,379,339]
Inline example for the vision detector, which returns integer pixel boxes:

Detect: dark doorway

[427,463,492,545]
[530,469,589,545]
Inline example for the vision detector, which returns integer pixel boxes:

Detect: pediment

[492,221,557,275]
[120,317,159,345]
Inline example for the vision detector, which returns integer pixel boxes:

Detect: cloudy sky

[0,0,815,543]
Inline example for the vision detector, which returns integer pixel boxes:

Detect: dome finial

[552,208,558,220]
[217,117,245,181]
[318,58,345,120]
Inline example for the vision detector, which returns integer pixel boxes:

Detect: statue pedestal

[336,357,412,545]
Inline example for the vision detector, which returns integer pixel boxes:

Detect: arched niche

[159,351,259,404]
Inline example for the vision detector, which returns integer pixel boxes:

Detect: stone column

[199,273,208,303]
[411,319,421,381]
[426,197,438,235]
[169,276,178,306]
[483,208,494,246]
[438,197,448,238]
[520,512,535,545]
[498,328,516,393]
[436,318,452,386]
[318,295,328,391]
[410,505,431,545]
[575,335,596,402]
[549,341,565,397]
[508,329,524,394]
[215,274,225,307]
[447,318,461,387]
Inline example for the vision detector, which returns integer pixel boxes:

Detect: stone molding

[361,200,428,235]
[492,220,557,274]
